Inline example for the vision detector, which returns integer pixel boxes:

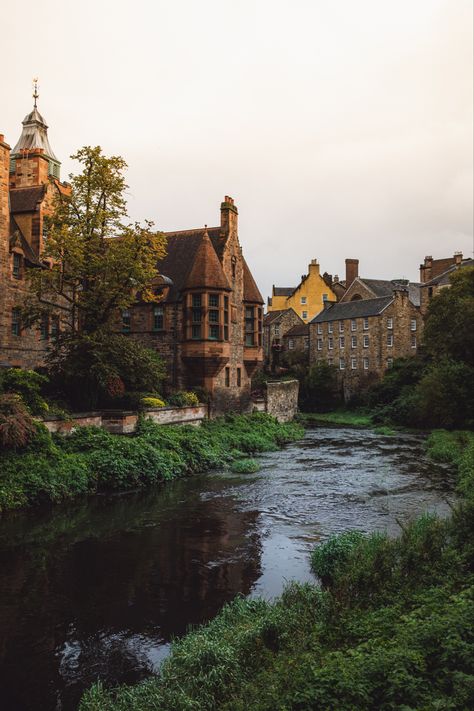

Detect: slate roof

[311,296,393,323]
[10,185,46,213]
[359,278,421,307]
[243,257,264,303]
[283,323,309,337]
[263,309,291,325]
[9,217,40,265]
[273,286,295,297]
[421,259,474,287]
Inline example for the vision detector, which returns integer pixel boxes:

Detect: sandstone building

[309,285,423,400]
[0,97,69,368]
[263,308,303,371]
[267,259,337,323]
[419,253,472,314]
[121,197,264,412]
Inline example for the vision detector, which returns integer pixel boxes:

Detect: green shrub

[0,394,38,450]
[311,530,365,585]
[141,396,166,408]
[230,458,260,474]
[168,390,200,407]
[0,368,49,414]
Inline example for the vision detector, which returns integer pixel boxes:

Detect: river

[0,426,455,711]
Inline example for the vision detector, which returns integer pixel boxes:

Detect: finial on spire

[32,77,39,108]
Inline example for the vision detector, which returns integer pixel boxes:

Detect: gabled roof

[347,277,421,307]
[10,185,46,213]
[283,323,309,337]
[263,309,292,325]
[243,257,264,304]
[311,296,393,323]
[273,286,295,297]
[9,217,40,265]
[420,259,474,287]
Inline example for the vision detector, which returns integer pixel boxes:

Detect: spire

[11,81,59,163]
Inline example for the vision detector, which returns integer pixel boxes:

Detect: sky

[2,0,473,300]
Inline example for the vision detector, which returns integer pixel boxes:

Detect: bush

[415,359,474,429]
[0,368,49,414]
[311,530,365,586]
[141,396,166,408]
[168,391,200,407]
[230,458,260,474]
[300,361,342,412]
[0,394,38,450]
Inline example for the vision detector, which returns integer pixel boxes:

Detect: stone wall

[265,380,299,422]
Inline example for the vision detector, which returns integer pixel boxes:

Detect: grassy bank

[80,432,474,711]
[297,410,374,428]
[0,413,304,513]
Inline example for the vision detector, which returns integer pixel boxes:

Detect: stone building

[0,96,69,368]
[267,259,337,323]
[309,286,423,400]
[340,258,421,306]
[282,323,309,355]
[122,197,264,412]
[419,253,473,314]
[263,308,303,370]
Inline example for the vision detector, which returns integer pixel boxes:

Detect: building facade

[0,100,69,369]
[419,253,472,315]
[267,259,337,323]
[309,287,423,400]
[263,308,303,370]
[121,197,264,412]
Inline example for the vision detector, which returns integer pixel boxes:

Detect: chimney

[345,258,359,286]
[420,255,433,283]
[454,251,463,265]
[220,195,238,237]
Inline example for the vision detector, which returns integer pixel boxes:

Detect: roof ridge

[165,225,220,236]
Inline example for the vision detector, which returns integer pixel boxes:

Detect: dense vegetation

[80,430,474,711]
[0,413,303,513]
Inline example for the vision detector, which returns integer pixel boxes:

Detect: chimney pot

[345,258,359,286]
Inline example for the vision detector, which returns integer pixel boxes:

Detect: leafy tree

[415,359,474,429]
[301,361,341,412]
[422,266,474,365]
[25,146,167,334]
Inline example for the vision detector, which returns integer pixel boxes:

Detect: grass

[297,410,373,428]
[0,413,304,513]
[230,458,260,474]
[79,430,474,711]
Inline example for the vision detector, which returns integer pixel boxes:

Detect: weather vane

[32,77,39,108]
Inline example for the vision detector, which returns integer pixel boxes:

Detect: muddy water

[0,427,455,711]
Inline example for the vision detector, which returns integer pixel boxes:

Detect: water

[0,427,455,711]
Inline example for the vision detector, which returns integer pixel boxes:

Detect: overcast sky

[3,0,473,299]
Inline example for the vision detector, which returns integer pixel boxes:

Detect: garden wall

[265,380,299,422]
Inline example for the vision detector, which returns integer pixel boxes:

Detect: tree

[422,266,474,365]
[25,146,167,334]
[301,362,341,412]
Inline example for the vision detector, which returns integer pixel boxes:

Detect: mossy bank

[0,413,304,513]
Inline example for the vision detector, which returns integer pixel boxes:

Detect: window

[317,338,322,351]
[351,319,357,331]
[387,358,394,369]
[351,335,357,349]
[301,311,308,320]
[11,308,21,336]
[411,319,417,331]
[51,316,60,340]
[237,367,241,387]
[317,324,322,334]
[351,357,357,370]
[191,293,202,332]
[428,287,433,298]
[288,339,295,350]
[274,324,280,336]
[301,296,307,305]
[231,256,237,280]
[209,324,219,340]
[363,318,369,330]
[328,322,333,333]
[40,315,49,340]
[153,305,164,331]
[387,317,393,329]
[322,293,328,302]
[339,321,344,333]
[387,334,393,347]
[303,336,309,349]
[328,337,333,350]
[209,309,219,323]
[245,306,256,346]
[363,335,369,348]
[192,294,202,307]
[328,358,333,366]
[339,336,345,348]
[192,324,202,339]
[12,253,21,279]
[363,357,369,370]
[122,309,131,333]
[209,293,219,308]
[339,357,345,370]
[411,335,417,349]
[224,297,229,341]
[225,367,230,387]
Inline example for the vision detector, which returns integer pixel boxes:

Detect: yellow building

[267,259,337,323]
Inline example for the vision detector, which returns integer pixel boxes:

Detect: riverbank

[80,430,474,711]
[0,413,304,513]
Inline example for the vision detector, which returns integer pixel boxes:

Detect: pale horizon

[2,0,473,300]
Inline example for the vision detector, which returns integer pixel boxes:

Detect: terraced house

[310,284,423,400]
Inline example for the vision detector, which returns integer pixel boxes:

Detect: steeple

[10,80,60,180]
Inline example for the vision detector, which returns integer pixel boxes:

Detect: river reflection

[0,427,455,711]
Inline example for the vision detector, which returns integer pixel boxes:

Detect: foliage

[47,332,166,410]
[299,361,342,412]
[24,146,167,336]
[141,396,166,408]
[167,391,200,407]
[0,394,38,450]
[415,359,474,429]
[0,414,302,512]
[230,458,260,474]
[297,410,373,427]
[0,368,49,415]
[80,431,474,711]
